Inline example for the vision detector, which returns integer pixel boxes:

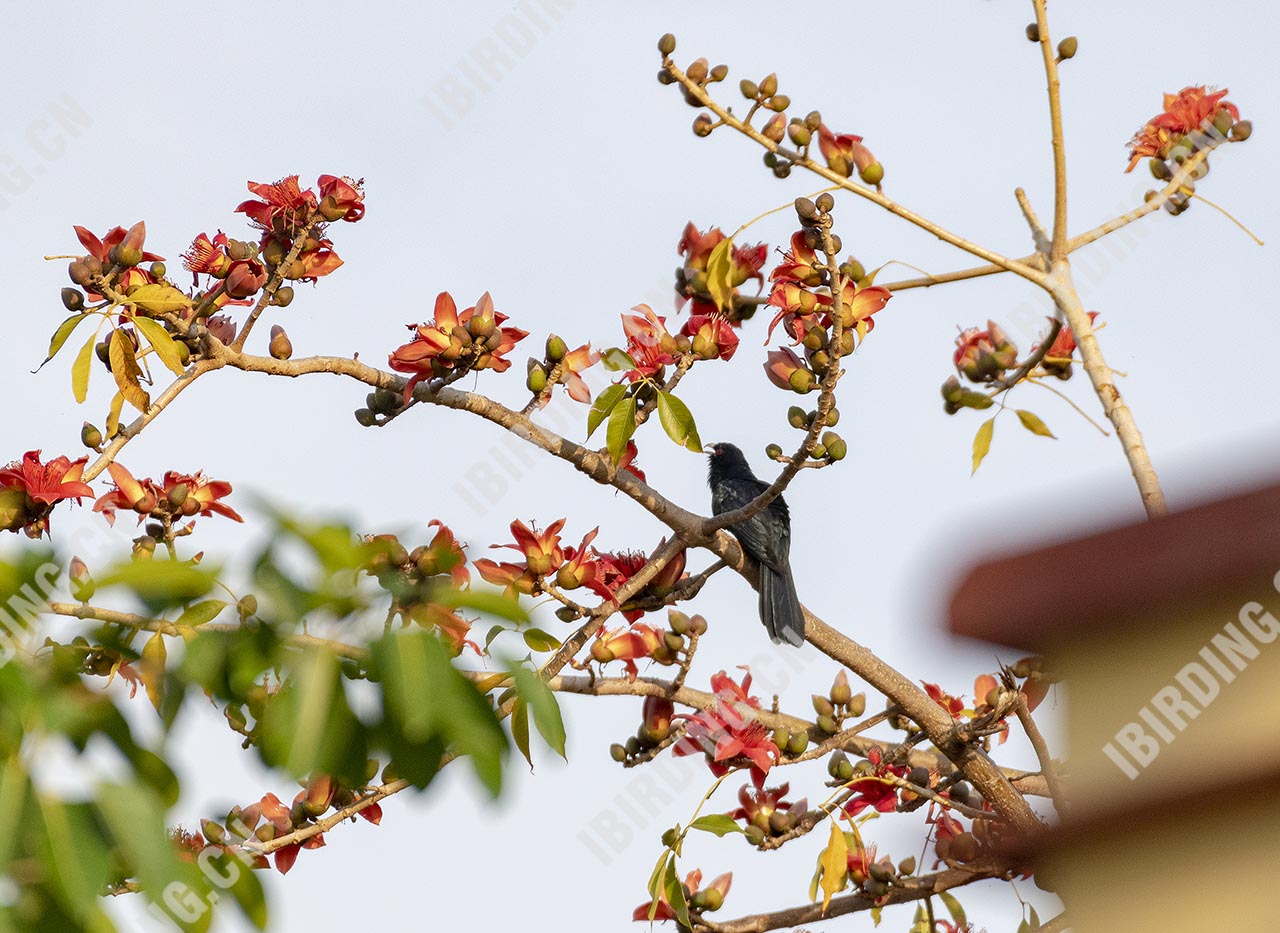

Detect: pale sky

[2,1,1276,930]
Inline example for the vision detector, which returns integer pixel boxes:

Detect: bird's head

[707,442,750,474]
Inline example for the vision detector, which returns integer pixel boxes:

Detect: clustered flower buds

[363,521,477,655]
[953,321,1018,383]
[526,333,599,408]
[762,201,891,398]
[731,782,808,845]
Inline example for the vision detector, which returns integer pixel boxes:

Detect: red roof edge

[948,481,1280,649]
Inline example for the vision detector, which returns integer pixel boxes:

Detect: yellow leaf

[971,416,995,474]
[1014,409,1056,439]
[128,283,191,316]
[105,391,126,439]
[817,821,849,912]
[706,238,735,312]
[132,316,187,377]
[140,632,167,712]
[108,328,150,413]
[71,330,96,404]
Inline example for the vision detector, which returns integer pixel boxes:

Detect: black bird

[707,442,805,646]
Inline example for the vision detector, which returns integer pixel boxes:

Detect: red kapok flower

[555,526,600,590]
[161,470,243,522]
[1125,86,1241,171]
[92,462,159,525]
[923,682,966,718]
[182,231,234,279]
[236,176,318,229]
[681,313,739,361]
[617,441,646,483]
[559,343,600,405]
[389,291,528,402]
[763,347,814,393]
[621,304,676,380]
[817,125,881,183]
[317,174,366,222]
[73,221,165,265]
[496,518,566,576]
[590,622,664,681]
[953,321,1018,383]
[0,450,94,537]
[674,669,779,784]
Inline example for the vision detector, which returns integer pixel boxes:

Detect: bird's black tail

[759,563,805,647]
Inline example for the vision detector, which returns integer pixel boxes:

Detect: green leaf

[71,330,97,404]
[511,697,533,768]
[663,856,692,928]
[97,783,208,932]
[96,560,219,613]
[939,890,966,925]
[175,599,227,627]
[646,850,670,921]
[522,627,562,652]
[655,391,703,452]
[706,237,735,312]
[128,283,192,316]
[606,396,637,464]
[1015,408,1056,439]
[600,347,637,372]
[971,416,995,474]
[36,796,112,917]
[42,312,90,366]
[512,666,567,759]
[0,755,29,872]
[432,586,527,623]
[109,327,150,413]
[371,631,507,795]
[586,383,626,439]
[133,315,188,377]
[688,814,745,837]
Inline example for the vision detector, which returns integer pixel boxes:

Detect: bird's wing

[715,478,790,572]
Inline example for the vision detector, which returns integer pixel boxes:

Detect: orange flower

[590,622,664,681]
[0,450,94,537]
[620,304,676,381]
[673,669,779,784]
[389,291,528,402]
[680,313,739,361]
[236,175,318,229]
[817,125,880,181]
[497,518,565,575]
[1125,86,1240,171]
[161,471,243,522]
[317,174,365,222]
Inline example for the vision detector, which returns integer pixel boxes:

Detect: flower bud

[61,287,85,312]
[822,432,847,461]
[544,333,568,363]
[1057,36,1078,59]
[816,714,838,734]
[765,443,783,460]
[830,671,852,706]
[709,64,728,82]
[527,360,548,393]
[690,888,723,912]
[786,732,808,755]
[686,58,708,83]
[81,422,102,449]
[68,259,94,286]
[848,692,866,717]
[762,112,786,143]
[787,122,811,146]
[1025,22,1040,41]
[69,556,95,602]
[1230,120,1252,141]
[269,325,293,360]
[272,286,295,308]
[898,856,917,876]
[787,406,808,429]
[692,113,714,137]
[167,482,189,509]
[610,742,627,762]
[657,33,676,56]
[739,78,758,99]
[789,368,815,393]
[859,162,884,186]
[759,73,778,97]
